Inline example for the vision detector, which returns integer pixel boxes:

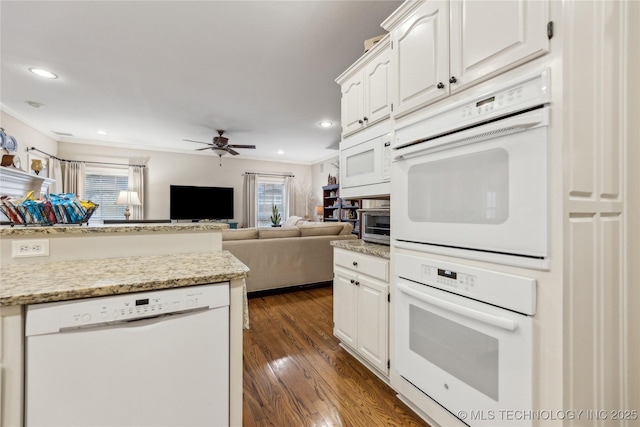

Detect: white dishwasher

[25,283,229,427]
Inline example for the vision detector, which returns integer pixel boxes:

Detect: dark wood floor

[243,285,430,427]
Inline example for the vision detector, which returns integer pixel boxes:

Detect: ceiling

[0,0,402,164]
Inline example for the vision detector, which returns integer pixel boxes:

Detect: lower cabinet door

[333,267,358,348]
[356,276,389,374]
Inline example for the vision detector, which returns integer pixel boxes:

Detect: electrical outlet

[12,239,49,258]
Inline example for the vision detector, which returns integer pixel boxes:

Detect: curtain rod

[244,171,294,178]
[27,147,146,168]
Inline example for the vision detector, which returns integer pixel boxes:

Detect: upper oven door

[392,106,548,259]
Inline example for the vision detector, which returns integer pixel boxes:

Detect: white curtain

[128,165,145,220]
[62,161,86,198]
[285,176,295,219]
[243,173,257,228]
[48,158,63,194]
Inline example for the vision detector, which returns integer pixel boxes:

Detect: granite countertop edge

[0,251,249,307]
[0,222,229,237]
[330,239,391,259]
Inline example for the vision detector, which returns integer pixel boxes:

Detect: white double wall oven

[390,70,550,426]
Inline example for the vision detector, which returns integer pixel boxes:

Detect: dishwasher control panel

[26,282,230,336]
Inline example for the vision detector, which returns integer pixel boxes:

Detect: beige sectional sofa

[222,220,357,293]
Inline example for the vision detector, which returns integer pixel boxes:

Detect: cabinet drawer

[334,248,389,282]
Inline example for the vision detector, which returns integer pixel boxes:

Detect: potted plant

[270,205,282,227]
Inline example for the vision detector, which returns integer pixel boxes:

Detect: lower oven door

[395,278,533,426]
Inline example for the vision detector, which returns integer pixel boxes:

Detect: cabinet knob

[355,281,360,286]
[363,117,368,122]
[353,261,358,267]
[437,82,445,89]
[449,76,458,84]
[350,279,355,284]
[358,119,364,124]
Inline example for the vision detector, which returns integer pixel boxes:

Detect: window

[256,176,287,227]
[85,167,128,221]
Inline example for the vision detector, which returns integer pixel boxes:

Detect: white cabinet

[1,305,24,427]
[384,0,549,117]
[333,248,389,375]
[337,36,392,137]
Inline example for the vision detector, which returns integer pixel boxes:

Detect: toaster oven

[360,209,390,245]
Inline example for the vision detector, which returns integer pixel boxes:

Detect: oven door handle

[393,107,548,161]
[396,282,517,331]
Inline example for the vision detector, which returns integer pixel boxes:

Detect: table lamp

[115,190,142,220]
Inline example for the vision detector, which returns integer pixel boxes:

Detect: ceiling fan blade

[183,139,211,145]
[227,148,240,155]
[227,144,256,149]
[195,147,212,151]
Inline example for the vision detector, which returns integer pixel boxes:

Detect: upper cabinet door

[341,73,365,136]
[364,46,392,126]
[392,0,449,118]
[449,0,549,92]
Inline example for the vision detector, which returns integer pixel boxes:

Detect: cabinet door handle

[350,279,355,284]
[355,281,360,286]
[353,261,358,267]
[358,119,364,124]
[437,82,445,89]
[449,76,457,84]
[363,117,368,122]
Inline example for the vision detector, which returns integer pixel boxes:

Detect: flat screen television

[170,185,234,220]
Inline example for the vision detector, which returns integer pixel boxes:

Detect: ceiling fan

[183,130,256,164]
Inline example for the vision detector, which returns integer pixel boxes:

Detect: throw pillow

[283,215,303,227]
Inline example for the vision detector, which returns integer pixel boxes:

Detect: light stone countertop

[0,222,228,237]
[0,250,249,307]
[330,239,391,259]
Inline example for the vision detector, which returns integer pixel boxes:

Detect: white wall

[0,111,58,172]
[57,141,317,226]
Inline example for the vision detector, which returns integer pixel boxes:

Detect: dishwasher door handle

[59,306,209,332]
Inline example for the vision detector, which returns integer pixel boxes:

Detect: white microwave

[340,121,391,199]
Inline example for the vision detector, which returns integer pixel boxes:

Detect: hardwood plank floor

[243,285,431,427]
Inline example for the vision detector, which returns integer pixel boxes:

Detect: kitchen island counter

[0,250,248,306]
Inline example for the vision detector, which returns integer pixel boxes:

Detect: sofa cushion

[283,215,304,227]
[222,227,259,241]
[298,222,345,236]
[258,226,301,239]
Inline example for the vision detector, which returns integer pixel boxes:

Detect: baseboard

[247,281,332,299]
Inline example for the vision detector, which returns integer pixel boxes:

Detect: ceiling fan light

[213,148,227,157]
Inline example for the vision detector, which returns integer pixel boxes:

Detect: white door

[364,45,392,126]
[356,275,388,374]
[449,0,549,92]
[333,267,358,348]
[341,72,365,136]
[392,0,449,118]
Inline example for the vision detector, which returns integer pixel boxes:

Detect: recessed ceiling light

[319,121,333,128]
[96,129,109,135]
[29,68,58,79]
[277,150,284,155]
[25,100,46,109]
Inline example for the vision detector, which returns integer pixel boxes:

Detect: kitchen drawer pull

[396,282,517,331]
[353,261,358,267]
[437,82,445,89]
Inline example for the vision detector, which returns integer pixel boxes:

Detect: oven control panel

[397,253,536,315]
[421,265,477,294]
